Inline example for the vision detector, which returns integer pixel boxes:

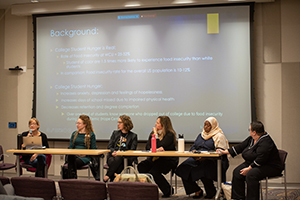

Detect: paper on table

[133,151,151,153]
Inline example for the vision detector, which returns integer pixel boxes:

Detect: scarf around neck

[201,117,229,150]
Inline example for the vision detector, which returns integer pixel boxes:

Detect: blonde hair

[72,115,94,149]
[28,118,40,130]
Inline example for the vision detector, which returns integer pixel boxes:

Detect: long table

[116,150,222,200]
[7,148,110,181]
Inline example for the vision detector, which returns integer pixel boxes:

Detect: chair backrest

[108,181,159,200]
[0,176,10,185]
[11,177,56,200]
[278,149,288,169]
[58,179,107,200]
[0,145,4,162]
[17,134,23,150]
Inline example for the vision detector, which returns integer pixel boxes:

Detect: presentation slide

[35,5,252,142]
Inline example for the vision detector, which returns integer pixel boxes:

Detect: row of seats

[0,176,159,200]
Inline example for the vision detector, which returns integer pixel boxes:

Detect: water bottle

[178,134,185,152]
[151,134,157,153]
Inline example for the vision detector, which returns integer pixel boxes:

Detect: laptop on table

[22,136,45,149]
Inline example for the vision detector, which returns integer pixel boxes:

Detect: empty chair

[0,145,16,176]
[0,176,10,185]
[260,149,288,200]
[108,181,159,200]
[11,176,57,200]
[19,154,52,178]
[58,179,107,200]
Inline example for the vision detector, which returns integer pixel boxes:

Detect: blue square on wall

[8,122,17,128]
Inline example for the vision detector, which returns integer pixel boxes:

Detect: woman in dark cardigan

[217,121,283,200]
[138,116,178,198]
[103,115,138,182]
[21,118,49,177]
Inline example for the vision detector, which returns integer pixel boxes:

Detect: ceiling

[0,0,69,9]
[0,0,274,12]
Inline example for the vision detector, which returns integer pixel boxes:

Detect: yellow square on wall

[207,13,219,34]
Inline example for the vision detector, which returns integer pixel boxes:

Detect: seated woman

[217,121,283,200]
[175,117,229,199]
[21,118,49,177]
[103,115,138,182]
[65,114,96,179]
[138,116,178,198]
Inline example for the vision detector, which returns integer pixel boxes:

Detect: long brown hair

[155,116,177,143]
[72,115,94,149]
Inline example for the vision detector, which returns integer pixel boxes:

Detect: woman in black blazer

[103,115,137,182]
[218,121,283,200]
[138,116,178,198]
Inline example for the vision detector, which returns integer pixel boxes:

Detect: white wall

[0,0,299,182]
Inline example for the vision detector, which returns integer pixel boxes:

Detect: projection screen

[34,4,254,142]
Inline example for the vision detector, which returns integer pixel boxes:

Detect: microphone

[29,129,33,136]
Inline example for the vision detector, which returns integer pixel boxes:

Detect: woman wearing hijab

[175,117,229,199]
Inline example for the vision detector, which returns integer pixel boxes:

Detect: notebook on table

[22,136,45,149]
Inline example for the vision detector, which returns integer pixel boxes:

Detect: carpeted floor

[263,188,300,200]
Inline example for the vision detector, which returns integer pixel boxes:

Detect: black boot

[67,167,77,179]
[35,163,45,177]
[67,155,77,179]
[201,177,216,198]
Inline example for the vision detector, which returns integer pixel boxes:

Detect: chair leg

[284,170,287,200]
[169,169,177,195]
[61,165,64,179]
[88,165,90,179]
[45,164,48,178]
[175,173,177,194]
[260,181,263,200]
[265,177,268,200]
[170,171,173,195]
